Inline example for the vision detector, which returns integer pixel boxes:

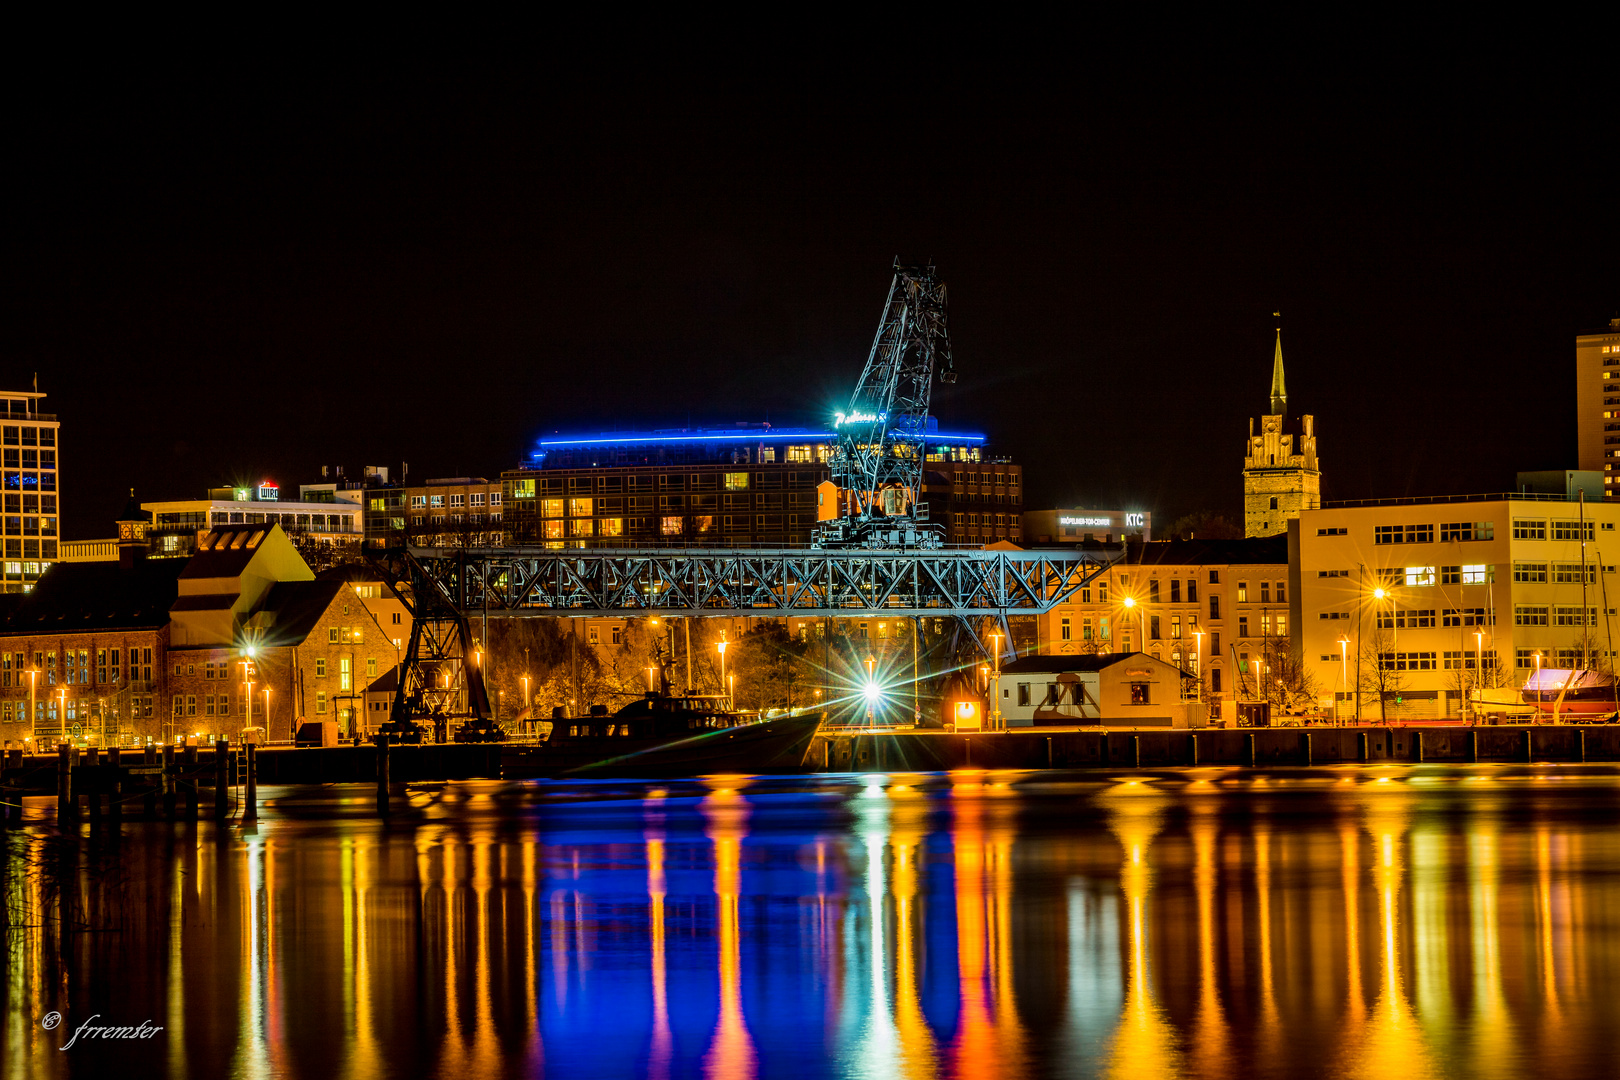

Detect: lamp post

[521,674,531,714]
[717,631,729,707]
[988,630,1004,732]
[239,647,257,738]
[28,668,37,744]
[646,665,657,694]
[1473,629,1486,724]
[263,687,272,740]
[58,688,66,742]
[864,654,877,726]
[1192,629,1204,703]
[728,674,735,713]
[1338,637,1350,725]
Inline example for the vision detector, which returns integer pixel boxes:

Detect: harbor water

[4,764,1620,1078]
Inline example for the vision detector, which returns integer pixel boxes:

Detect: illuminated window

[429,495,443,507]
[543,519,564,539]
[541,498,563,518]
[599,518,624,537]
[724,473,749,491]
[1237,582,1248,602]
[693,515,714,532]
[1512,518,1547,540]
[661,516,683,536]
[569,518,594,537]
[316,692,327,714]
[568,498,593,517]
[511,478,535,499]
[1404,566,1436,587]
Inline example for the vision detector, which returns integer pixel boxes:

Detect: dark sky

[6,37,1615,540]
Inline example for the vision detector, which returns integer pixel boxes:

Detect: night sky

[7,40,1615,541]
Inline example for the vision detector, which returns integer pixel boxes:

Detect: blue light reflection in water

[4,766,1620,1079]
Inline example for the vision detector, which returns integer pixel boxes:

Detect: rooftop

[535,423,985,449]
[1322,491,1590,509]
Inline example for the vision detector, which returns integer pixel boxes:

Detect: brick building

[0,521,398,746]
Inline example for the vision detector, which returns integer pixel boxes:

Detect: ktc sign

[1125,513,1145,527]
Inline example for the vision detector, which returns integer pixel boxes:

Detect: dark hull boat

[504,693,824,778]
[1521,668,1620,718]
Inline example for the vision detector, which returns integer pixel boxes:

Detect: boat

[1520,668,1620,720]
[503,691,825,778]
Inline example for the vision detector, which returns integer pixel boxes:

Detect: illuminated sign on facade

[1125,512,1144,527]
[834,411,885,427]
[1060,516,1113,527]
[258,482,280,502]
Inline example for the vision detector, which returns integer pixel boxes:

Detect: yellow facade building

[1294,494,1620,719]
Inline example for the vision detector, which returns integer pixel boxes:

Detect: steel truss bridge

[374,546,1115,730]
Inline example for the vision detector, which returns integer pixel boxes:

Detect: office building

[1294,492,1620,719]
[1243,329,1321,537]
[0,388,61,592]
[402,477,504,548]
[1574,317,1620,494]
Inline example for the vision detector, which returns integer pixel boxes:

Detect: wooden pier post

[1247,733,1257,768]
[376,736,391,817]
[1359,732,1369,762]
[183,744,199,820]
[107,747,122,825]
[1132,735,1141,769]
[243,744,258,823]
[1189,733,1198,767]
[1304,732,1313,766]
[56,743,72,824]
[1415,732,1424,764]
[143,744,157,819]
[1470,730,1479,763]
[215,741,229,821]
[162,744,177,820]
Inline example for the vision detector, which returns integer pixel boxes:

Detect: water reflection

[4,766,1620,1079]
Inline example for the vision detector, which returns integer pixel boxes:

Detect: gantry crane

[813,261,956,549]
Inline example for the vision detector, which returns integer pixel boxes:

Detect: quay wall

[809,725,1620,772]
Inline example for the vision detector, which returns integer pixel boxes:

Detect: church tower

[1243,326,1320,537]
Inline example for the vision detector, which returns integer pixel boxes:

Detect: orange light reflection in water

[2,768,1619,1079]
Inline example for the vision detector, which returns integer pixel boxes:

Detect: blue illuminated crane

[813,261,956,549]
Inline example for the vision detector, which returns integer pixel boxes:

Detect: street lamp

[57,688,66,742]
[521,673,531,714]
[864,654,878,726]
[1473,629,1486,723]
[646,665,657,694]
[1338,637,1350,725]
[27,668,37,744]
[728,673,735,713]
[717,631,729,706]
[239,646,257,738]
[1192,629,1204,703]
[263,687,272,739]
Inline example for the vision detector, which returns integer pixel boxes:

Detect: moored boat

[1520,668,1620,718]
[503,691,825,778]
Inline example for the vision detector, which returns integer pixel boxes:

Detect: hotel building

[1294,493,1620,719]
[500,422,995,548]
[143,483,364,558]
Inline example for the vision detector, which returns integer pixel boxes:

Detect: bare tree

[1356,627,1404,724]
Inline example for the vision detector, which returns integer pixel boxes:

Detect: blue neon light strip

[538,429,985,448]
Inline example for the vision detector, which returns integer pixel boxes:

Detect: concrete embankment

[808,725,1620,771]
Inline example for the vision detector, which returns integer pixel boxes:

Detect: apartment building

[1295,493,1620,718]
[1035,537,1291,715]
[1575,318,1620,495]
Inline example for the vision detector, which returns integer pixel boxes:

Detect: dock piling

[215,741,229,821]
[243,744,258,823]
[376,736,391,817]
[56,743,72,824]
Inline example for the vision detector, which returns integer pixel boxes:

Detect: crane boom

[814,261,956,549]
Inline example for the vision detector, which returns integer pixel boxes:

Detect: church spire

[1269,314,1287,418]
